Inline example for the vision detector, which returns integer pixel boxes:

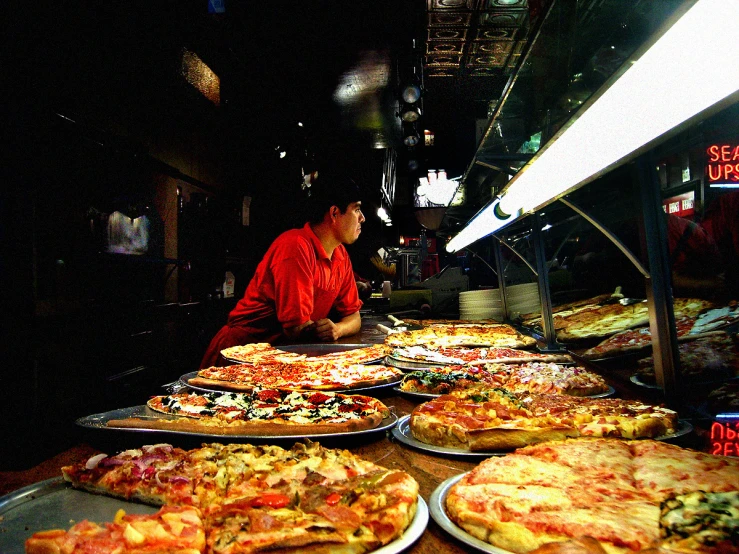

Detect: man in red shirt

[200,172,366,368]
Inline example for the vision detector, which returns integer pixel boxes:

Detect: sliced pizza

[390,345,572,366]
[384,323,537,349]
[107,389,391,435]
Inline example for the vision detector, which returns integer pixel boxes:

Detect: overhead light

[447,0,739,252]
[279,151,287,159]
[377,207,388,221]
[403,128,420,147]
[400,104,421,122]
[401,83,422,104]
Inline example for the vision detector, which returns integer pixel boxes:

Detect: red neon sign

[706,144,739,183]
[709,420,739,457]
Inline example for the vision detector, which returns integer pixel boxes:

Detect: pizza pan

[391,415,693,458]
[384,356,443,370]
[178,371,403,395]
[75,405,399,441]
[392,385,616,400]
[0,478,428,554]
[390,415,507,459]
[429,473,513,554]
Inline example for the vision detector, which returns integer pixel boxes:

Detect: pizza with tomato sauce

[26,505,206,554]
[410,388,678,451]
[106,389,391,435]
[35,441,419,554]
[444,438,739,554]
[220,343,391,365]
[189,361,403,392]
[390,345,572,366]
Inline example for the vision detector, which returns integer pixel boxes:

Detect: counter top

[0,314,708,553]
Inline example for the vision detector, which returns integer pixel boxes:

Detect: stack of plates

[459,289,504,321]
[505,283,540,317]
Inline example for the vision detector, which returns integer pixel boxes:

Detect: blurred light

[401,83,422,104]
[400,104,421,122]
[180,48,220,106]
[279,151,287,159]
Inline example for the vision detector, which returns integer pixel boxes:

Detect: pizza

[399,363,609,398]
[106,389,390,435]
[189,361,403,392]
[519,292,615,324]
[220,343,391,365]
[390,345,573,366]
[635,332,739,385]
[481,362,610,397]
[384,323,537,349]
[399,366,503,395]
[444,438,739,553]
[658,490,739,553]
[410,388,678,451]
[706,382,739,414]
[26,505,206,554]
[552,298,715,343]
[579,316,701,359]
[41,441,419,554]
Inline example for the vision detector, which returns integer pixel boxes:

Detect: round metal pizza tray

[179,371,402,395]
[0,478,428,554]
[76,405,399,440]
[392,385,616,401]
[391,415,507,459]
[429,473,513,554]
[391,415,694,458]
[384,355,444,370]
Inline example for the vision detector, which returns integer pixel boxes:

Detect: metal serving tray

[76,405,399,441]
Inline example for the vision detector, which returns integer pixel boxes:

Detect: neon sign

[709,418,739,457]
[706,144,739,183]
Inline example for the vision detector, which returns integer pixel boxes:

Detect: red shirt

[200,223,361,367]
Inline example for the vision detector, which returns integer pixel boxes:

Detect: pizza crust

[106,413,385,435]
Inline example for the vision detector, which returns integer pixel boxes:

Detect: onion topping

[85,453,108,470]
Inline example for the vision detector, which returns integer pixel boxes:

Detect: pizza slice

[25,506,206,554]
[220,343,306,365]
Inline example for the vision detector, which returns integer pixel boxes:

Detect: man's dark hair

[305,169,362,224]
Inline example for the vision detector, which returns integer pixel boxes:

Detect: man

[200,172,365,368]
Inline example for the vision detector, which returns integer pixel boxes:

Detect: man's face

[335,201,365,244]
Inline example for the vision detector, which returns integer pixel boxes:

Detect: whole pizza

[399,363,609,398]
[384,323,537,349]
[220,343,392,365]
[444,438,739,553]
[107,389,391,435]
[410,389,678,451]
[27,441,420,554]
[390,345,572,366]
[189,361,403,392]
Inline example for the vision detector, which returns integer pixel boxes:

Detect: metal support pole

[636,154,681,409]
[532,212,562,351]
[491,237,509,320]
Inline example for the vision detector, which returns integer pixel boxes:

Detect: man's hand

[313,318,342,342]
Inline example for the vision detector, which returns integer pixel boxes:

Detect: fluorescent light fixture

[446,199,510,252]
[709,184,739,188]
[447,0,739,252]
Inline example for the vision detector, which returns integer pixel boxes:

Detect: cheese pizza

[385,323,537,349]
[410,389,678,451]
[35,441,420,554]
[390,345,572,366]
[220,343,391,365]
[106,389,391,435]
[444,438,739,553]
[188,361,403,392]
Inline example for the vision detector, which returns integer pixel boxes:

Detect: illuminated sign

[709,417,739,457]
[662,191,694,217]
[706,143,739,185]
